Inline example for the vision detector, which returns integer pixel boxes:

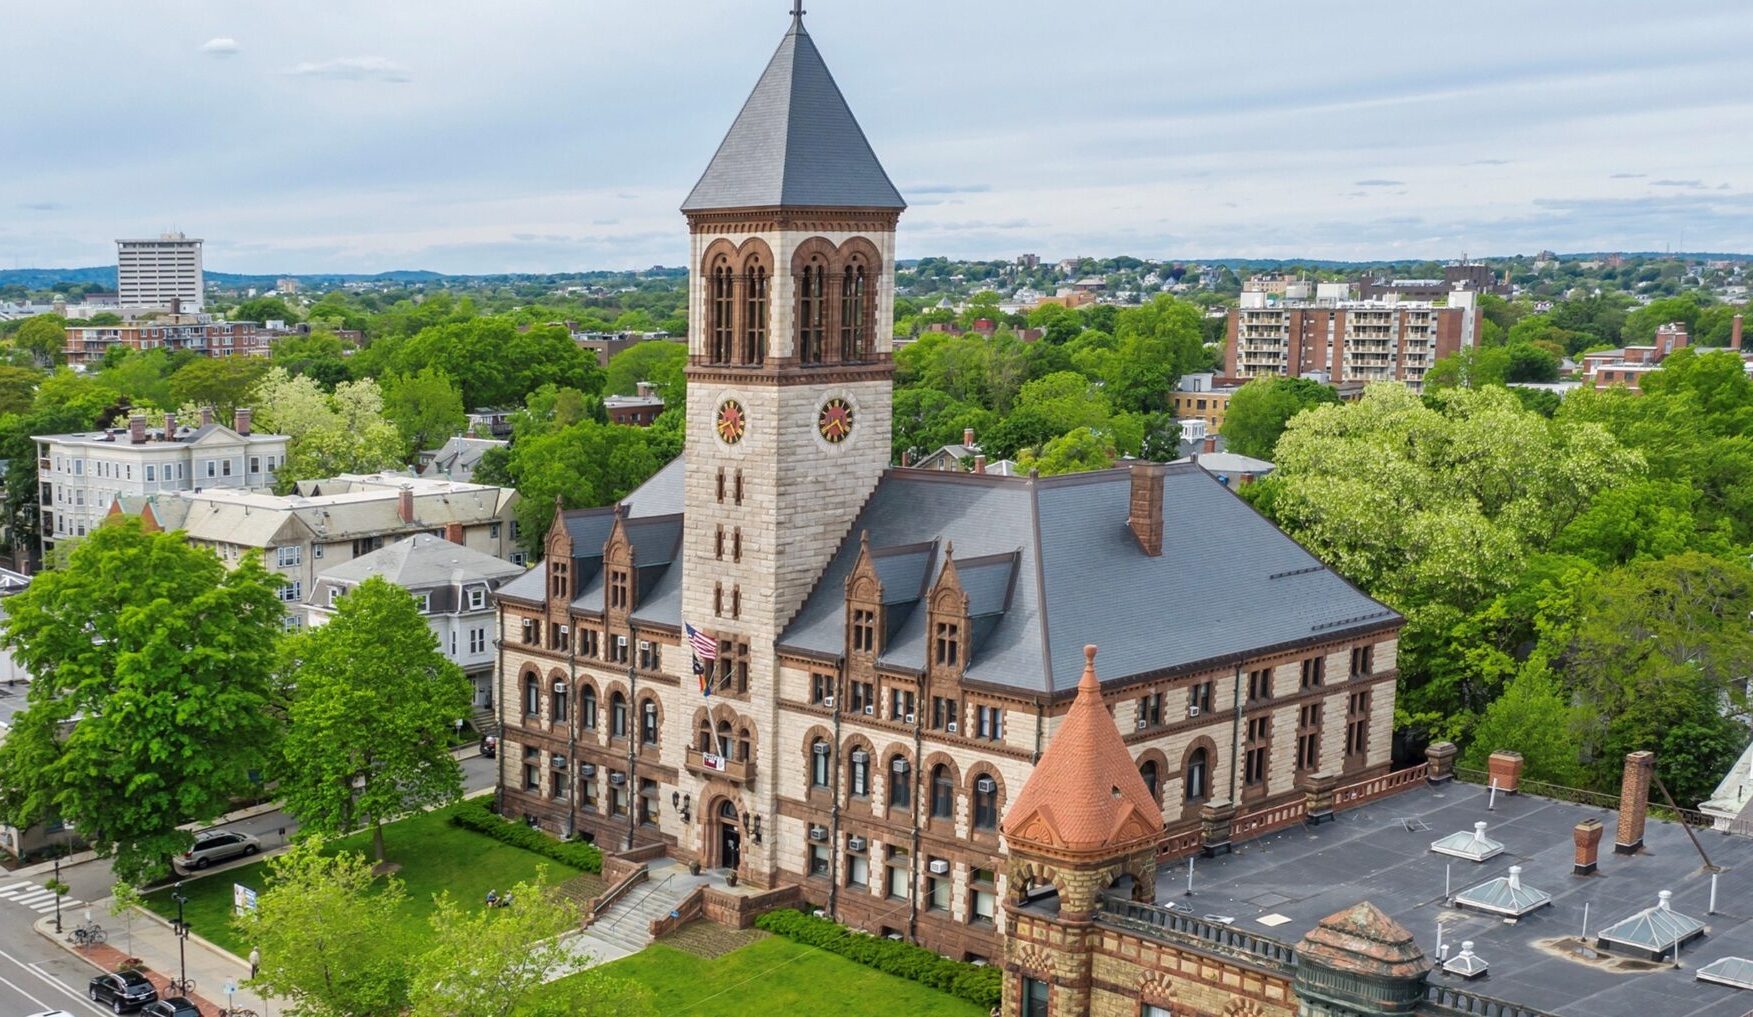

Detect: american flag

[685,622,719,661]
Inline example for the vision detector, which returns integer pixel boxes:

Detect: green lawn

[143,802,582,957]
[585,939,984,1017]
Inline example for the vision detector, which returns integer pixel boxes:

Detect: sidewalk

[36,899,281,1017]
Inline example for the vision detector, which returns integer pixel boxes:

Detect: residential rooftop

[1158,781,1753,1017]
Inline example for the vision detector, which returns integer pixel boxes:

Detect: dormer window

[851,608,877,654]
[549,559,569,599]
[608,568,630,611]
[934,621,960,667]
[468,586,486,611]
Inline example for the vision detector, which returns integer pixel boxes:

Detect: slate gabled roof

[681,14,904,212]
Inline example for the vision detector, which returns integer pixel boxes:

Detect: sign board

[233,883,258,916]
[702,752,728,772]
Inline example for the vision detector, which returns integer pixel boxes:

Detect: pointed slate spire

[682,11,905,212]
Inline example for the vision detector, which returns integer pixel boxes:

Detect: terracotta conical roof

[1297,901,1430,981]
[1002,645,1161,856]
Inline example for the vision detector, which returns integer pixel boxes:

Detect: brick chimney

[129,412,146,445]
[398,484,415,525]
[973,454,987,474]
[1573,818,1604,876]
[901,449,913,467]
[445,521,465,544]
[1127,462,1166,556]
[163,411,176,437]
[1487,750,1524,794]
[963,427,975,448]
[1733,313,1744,351]
[234,407,252,435]
[1203,434,1218,454]
[200,406,213,427]
[1615,750,1654,855]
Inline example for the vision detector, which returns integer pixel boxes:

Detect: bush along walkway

[448,799,604,872]
[754,908,1001,1011]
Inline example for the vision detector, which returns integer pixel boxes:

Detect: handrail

[588,866,650,924]
[599,872,675,933]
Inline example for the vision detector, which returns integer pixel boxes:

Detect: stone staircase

[471,705,500,739]
[561,860,711,964]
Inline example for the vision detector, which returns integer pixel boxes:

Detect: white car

[174,827,262,870]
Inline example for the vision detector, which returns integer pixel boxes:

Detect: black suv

[88,970,158,1012]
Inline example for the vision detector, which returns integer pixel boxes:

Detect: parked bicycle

[166,975,197,996]
[220,1009,259,1017]
[68,920,105,947]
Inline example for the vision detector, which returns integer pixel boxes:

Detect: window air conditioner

[1137,718,1149,730]
[609,771,627,785]
[847,836,866,852]
[928,859,950,875]
[580,763,597,777]
[946,721,959,733]
[892,758,909,773]
[851,750,869,764]
[616,635,628,649]
[638,640,650,651]
[822,695,834,707]
[863,705,875,716]
[1188,705,1201,718]
[809,825,828,842]
[904,712,916,724]
[554,680,566,693]
[551,755,567,769]
[812,742,831,756]
[975,777,996,794]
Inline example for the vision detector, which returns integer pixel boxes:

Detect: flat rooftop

[1154,781,1753,1017]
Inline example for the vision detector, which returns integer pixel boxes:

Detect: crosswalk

[0,879,85,915]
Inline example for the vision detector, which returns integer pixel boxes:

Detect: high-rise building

[116,233,204,311]
[1225,291,1479,393]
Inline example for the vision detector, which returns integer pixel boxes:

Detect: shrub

[754,908,1000,1009]
[447,800,603,873]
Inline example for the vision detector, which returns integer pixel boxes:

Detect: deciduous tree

[1218,377,1340,460]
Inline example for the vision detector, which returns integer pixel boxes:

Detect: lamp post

[171,882,189,992]
[51,853,62,934]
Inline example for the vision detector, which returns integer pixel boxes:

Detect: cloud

[1468,159,1512,166]
[1354,179,1404,187]
[1610,172,1646,179]
[200,37,240,56]
[1651,178,1704,188]
[287,57,411,83]
[906,183,991,195]
[19,201,62,211]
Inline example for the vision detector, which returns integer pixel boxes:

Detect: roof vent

[1431,821,1504,862]
[1597,890,1706,960]
[1442,941,1488,979]
[1454,864,1552,917]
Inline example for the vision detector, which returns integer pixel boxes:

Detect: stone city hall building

[495,3,1401,993]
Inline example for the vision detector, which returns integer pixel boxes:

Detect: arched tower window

[742,258,767,365]
[710,257,735,365]
[840,261,868,360]
[797,256,828,364]
[1140,760,1159,800]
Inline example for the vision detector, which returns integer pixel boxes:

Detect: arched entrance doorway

[716,799,742,870]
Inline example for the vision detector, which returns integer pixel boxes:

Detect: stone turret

[1294,901,1431,1015]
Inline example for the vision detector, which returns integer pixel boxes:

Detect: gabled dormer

[845,531,884,660]
[545,496,575,606]
[604,508,636,619]
[926,545,971,681]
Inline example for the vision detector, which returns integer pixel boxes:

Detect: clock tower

[677,7,904,884]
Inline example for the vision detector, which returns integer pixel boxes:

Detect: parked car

[174,828,261,870]
[142,997,201,1017]
[87,970,158,1012]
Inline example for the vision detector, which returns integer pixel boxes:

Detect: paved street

[0,751,498,1015]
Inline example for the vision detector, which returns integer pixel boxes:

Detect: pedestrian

[248,946,260,979]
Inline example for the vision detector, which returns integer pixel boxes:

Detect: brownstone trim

[684,207,902,234]
[1135,748,1170,811]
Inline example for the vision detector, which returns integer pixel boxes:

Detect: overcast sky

[5,2,1751,275]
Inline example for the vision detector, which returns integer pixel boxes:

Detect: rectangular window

[579,628,599,658]
[638,640,661,672]
[886,849,910,899]
[732,527,742,562]
[1298,703,1323,770]
[1022,979,1049,1017]
[1301,655,1326,689]
[221,459,232,477]
[810,672,834,706]
[278,581,302,602]
[206,460,215,478]
[846,851,869,889]
[975,705,1004,742]
[734,469,744,505]
[145,465,156,482]
[926,868,950,911]
[1347,690,1372,759]
[889,687,915,722]
[414,593,431,614]
[1247,667,1273,703]
[1350,645,1375,678]
[1245,716,1270,787]
[970,870,996,924]
[469,628,486,654]
[851,608,877,653]
[715,525,725,560]
[931,696,959,731]
[521,618,536,645]
[468,587,486,610]
[276,545,301,567]
[524,765,540,792]
[934,621,960,667]
[1188,681,1213,714]
[850,680,874,715]
[809,844,830,878]
[1137,691,1162,729]
[250,456,260,474]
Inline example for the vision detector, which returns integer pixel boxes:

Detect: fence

[1099,895,1298,972]
[1452,766,1715,828]
[1424,983,1557,1017]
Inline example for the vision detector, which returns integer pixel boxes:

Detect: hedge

[447,800,603,873]
[754,908,1001,1009]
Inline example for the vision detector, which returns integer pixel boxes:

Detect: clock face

[715,399,747,445]
[818,397,855,444]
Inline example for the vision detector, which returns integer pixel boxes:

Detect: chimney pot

[1615,750,1654,855]
[963,427,975,448]
[973,454,987,474]
[1573,818,1604,875]
[1487,750,1524,794]
[1127,461,1166,557]
[234,406,252,435]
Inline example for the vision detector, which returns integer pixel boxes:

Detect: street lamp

[171,881,189,992]
[51,852,62,934]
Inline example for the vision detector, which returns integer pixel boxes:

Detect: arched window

[523,672,539,716]
[580,686,597,729]
[1140,760,1159,800]
[715,719,734,759]
[810,739,831,788]
[797,258,827,364]
[640,698,659,745]
[971,772,998,830]
[840,262,868,360]
[1185,748,1209,802]
[849,747,870,798]
[710,259,734,364]
[697,716,713,752]
[550,679,568,722]
[930,764,954,819]
[888,755,910,809]
[610,692,628,739]
[736,725,752,763]
[742,259,767,364]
